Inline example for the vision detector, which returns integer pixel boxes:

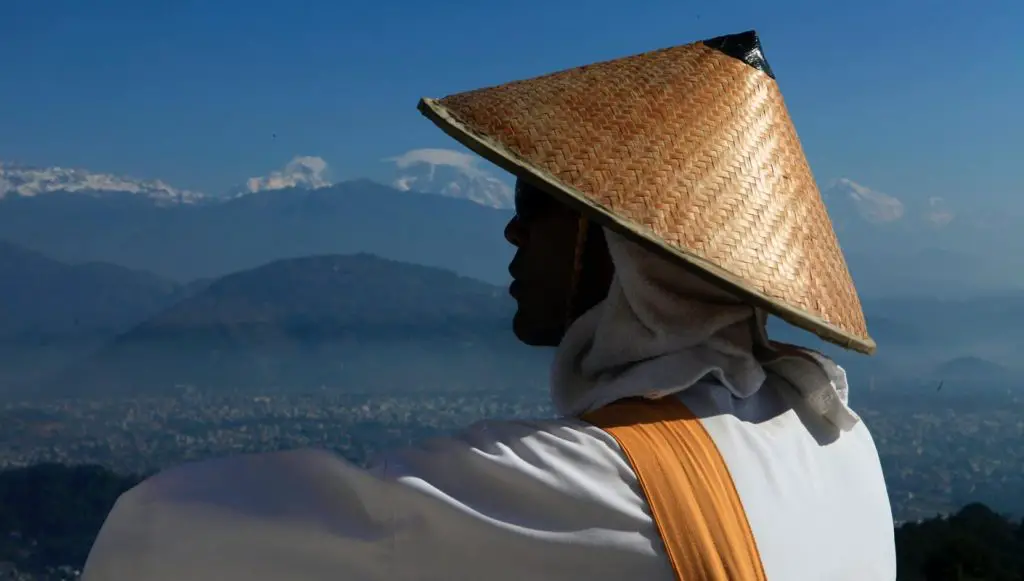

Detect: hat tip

[701,30,775,79]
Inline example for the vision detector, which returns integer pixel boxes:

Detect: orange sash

[582,397,767,581]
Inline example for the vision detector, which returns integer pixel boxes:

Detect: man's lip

[508,256,523,297]
[508,253,522,278]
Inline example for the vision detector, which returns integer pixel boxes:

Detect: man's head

[504,179,614,347]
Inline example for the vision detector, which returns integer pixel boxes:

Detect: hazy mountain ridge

[0,240,184,339]
[0,243,1009,398]
[820,179,1024,298]
[0,179,514,284]
[127,253,511,335]
[0,241,207,391]
[932,356,1009,381]
[49,253,544,397]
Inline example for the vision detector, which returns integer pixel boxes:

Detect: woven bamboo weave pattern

[424,37,871,351]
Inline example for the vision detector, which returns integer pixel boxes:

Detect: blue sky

[2,0,1021,206]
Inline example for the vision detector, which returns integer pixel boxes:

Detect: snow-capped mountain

[0,159,960,237]
[229,156,333,197]
[387,148,514,209]
[821,177,961,231]
[2,151,516,210]
[0,162,204,204]
[822,178,906,225]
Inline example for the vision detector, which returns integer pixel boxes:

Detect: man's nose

[504,216,524,246]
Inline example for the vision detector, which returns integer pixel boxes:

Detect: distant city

[3,386,1023,525]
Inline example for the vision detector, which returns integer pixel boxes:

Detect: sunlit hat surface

[419,30,873,354]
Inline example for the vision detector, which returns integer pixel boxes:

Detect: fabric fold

[551,228,860,430]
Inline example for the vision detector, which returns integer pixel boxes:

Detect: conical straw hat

[418,30,874,354]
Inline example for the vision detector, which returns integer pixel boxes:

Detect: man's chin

[511,311,563,348]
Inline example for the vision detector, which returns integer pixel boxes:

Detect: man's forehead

[514,179,537,195]
[514,179,546,203]
[514,180,576,220]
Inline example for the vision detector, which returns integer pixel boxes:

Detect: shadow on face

[504,179,614,347]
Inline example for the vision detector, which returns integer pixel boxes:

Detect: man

[82,30,896,580]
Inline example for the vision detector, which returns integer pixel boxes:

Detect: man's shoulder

[378,415,635,488]
[112,416,640,522]
[441,416,620,453]
[84,419,658,581]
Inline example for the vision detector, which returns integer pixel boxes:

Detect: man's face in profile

[504,179,611,347]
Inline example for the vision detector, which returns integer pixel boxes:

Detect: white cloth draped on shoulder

[552,229,861,431]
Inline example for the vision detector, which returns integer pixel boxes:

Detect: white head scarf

[550,228,860,430]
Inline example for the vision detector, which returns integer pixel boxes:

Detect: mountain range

[2,159,1020,298]
[0,177,513,285]
[0,235,1020,399]
[1,159,1022,399]
[0,162,204,205]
